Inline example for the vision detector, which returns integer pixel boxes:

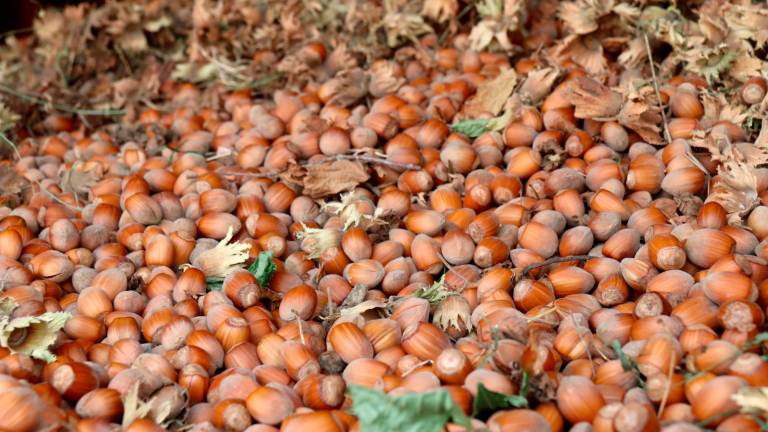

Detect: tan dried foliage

[567,77,623,119]
[303,160,371,198]
[464,68,518,117]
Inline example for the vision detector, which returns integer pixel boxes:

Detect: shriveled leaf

[618,37,646,69]
[707,160,760,226]
[421,0,459,23]
[464,68,518,117]
[61,163,102,195]
[349,385,472,432]
[559,1,599,35]
[554,35,607,77]
[617,88,663,144]
[567,77,623,119]
[472,383,528,418]
[326,69,369,107]
[303,160,370,198]
[247,251,276,287]
[519,67,561,104]
[368,62,406,97]
[451,119,489,137]
[729,53,763,83]
[724,4,768,49]
[680,43,738,85]
[0,165,29,198]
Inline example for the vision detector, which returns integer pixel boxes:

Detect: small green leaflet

[348,385,472,432]
[451,119,490,138]
[206,277,224,291]
[471,383,528,418]
[248,250,277,287]
[451,110,515,138]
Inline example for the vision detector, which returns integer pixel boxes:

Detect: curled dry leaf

[421,0,459,23]
[518,67,561,104]
[302,159,370,198]
[553,34,607,77]
[60,162,103,196]
[368,62,406,97]
[0,164,29,206]
[464,68,518,117]
[558,0,600,35]
[326,68,370,107]
[706,160,759,225]
[567,76,623,119]
[616,87,663,144]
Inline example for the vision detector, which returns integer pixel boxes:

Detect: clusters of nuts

[1,18,768,432]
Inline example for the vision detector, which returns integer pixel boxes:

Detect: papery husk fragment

[567,77,623,119]
[296,226,342,260]
[0,298,70,362]
[519,67,561,104]
[732,386,768,415]
[189,226,250,278]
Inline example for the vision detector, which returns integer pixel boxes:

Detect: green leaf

[519,370,529,399]
[611,340,646,387]
[348,385,472,432]
[472,383,528,418]
[206,277,224,291]
[248,251,276,287]
[451,119,490,138]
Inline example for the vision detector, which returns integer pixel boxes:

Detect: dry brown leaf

[553,35,607,77]
[706,160,759,225]
[617,88,663,144]
[422,0,459,23]
[368,62,406,97]
[464,68,518,117]
[0,165,30,206]
[60,163,103,196]
[468,20,514,52]
[303,160,370,198]
[617,37,646,69]
[558,1,599,35]
[729,53,763,83]
[518,67,561,103]
[724,4,768,49]
[567,76,622,119]
[326,69,369,107]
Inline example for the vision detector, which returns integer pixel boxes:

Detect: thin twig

[303,154,421,171]
[657,349,676,419]
[215,152,422,181]
[0,83,125,117]
[0,133,21,160]
[517,255,592,280]
[642,32,671,144]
